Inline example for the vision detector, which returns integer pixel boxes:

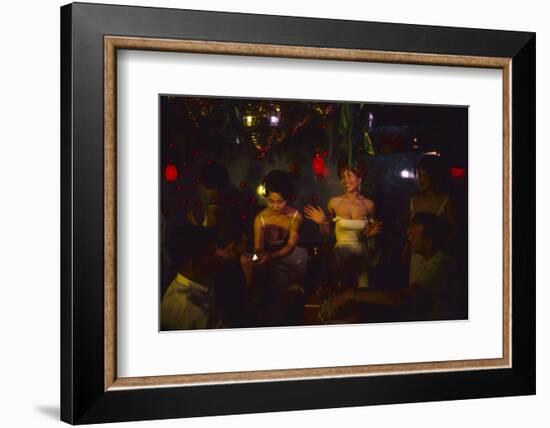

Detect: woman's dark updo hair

[417,154,449,193]
[264,169,293,201]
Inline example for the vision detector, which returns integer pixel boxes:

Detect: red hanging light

[312,154,326,176]
[450,167,466,179]
[164,164,178,182]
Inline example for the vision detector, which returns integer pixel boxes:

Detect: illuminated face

[339,169,361,193]
[417,168,432,193]
[267,192,287,213]
[407,222,429,254]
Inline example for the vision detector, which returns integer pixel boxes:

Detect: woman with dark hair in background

[410,155,454,225]
[253,170,307,325]
[406,154,455,285]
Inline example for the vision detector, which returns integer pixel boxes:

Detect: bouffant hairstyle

[263,169,293,201]
[337,161,367,180]
[416,155,447,188]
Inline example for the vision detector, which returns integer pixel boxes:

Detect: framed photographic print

[60,2,535,424]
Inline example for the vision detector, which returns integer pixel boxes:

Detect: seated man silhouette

[210,218,257,328]
[161,227,218,330]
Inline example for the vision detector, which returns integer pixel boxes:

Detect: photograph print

[159,95,468,331]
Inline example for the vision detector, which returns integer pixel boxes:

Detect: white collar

[175,273,209,293]
[419,250,446,264]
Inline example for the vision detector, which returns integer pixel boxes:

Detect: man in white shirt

[161,227,218,330]
[330,212,456,321]
[406,212,454,319]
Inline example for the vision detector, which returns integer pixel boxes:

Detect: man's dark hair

[264,169,293,201]
[411,211,446,251]
[167,226,217,269]
[200,161,230,191]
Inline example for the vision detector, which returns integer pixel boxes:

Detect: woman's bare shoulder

[328,196,343,206]
[291,208,303,220]
[255,208,268,222]
[285,207,301,218]
[360,196,375,208]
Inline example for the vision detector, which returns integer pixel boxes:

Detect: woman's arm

[324,199,336,235]
[204,204,219,227]
[304,198,334,235]
[266,212,303,260]
[362,199,381,238]
[253,214,264,254]
[409,195,416,221]
[444,197,456,235]
[365,198,375,218]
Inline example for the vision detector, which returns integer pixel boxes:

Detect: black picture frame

[61,2,535,424]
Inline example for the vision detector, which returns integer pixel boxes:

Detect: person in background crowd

[405,154,455,285]
[210,218,257,328]
[187,161,230,227]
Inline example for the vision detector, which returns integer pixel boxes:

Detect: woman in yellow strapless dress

[305,164,381,288]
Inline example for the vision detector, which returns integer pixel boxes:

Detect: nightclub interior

[159,95,468,330]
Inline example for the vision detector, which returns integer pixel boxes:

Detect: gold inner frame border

[103,35,512,391]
